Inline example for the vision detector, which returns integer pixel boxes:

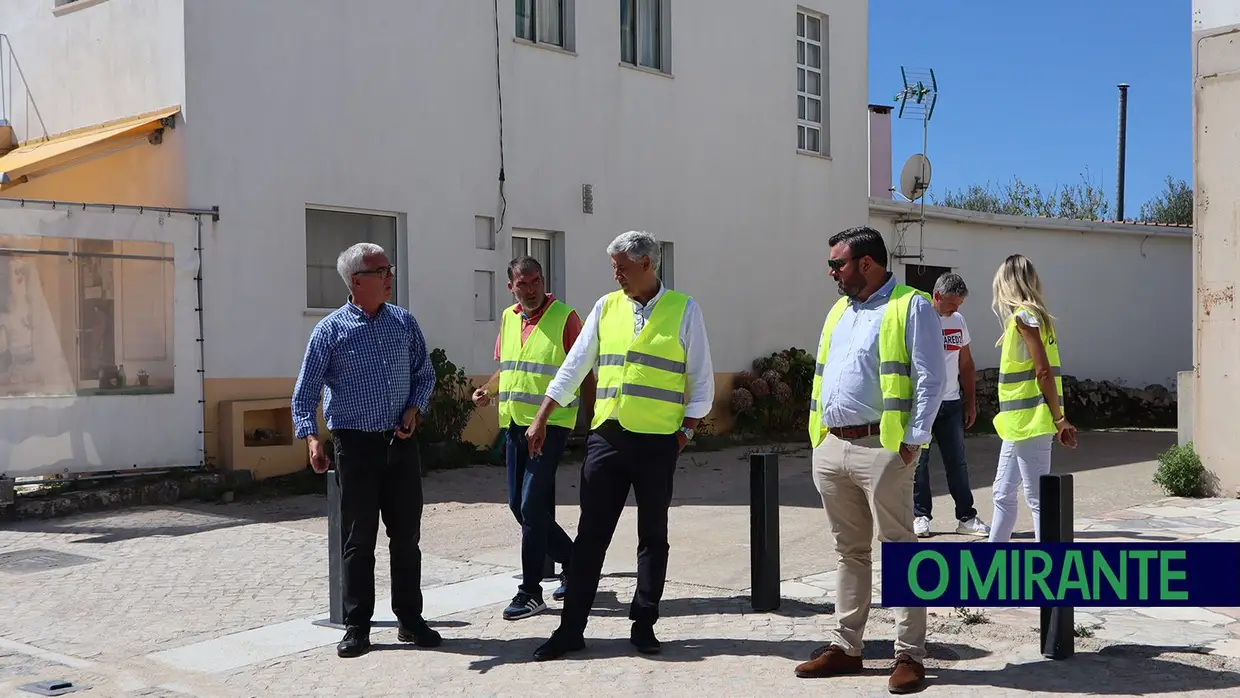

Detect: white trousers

[988,434,1053,543]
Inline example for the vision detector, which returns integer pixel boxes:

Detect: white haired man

[291,242,442,658]
[525,231,715,661]
[913,272,990,538]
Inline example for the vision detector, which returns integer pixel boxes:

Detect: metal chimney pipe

[1116,83,1129,221]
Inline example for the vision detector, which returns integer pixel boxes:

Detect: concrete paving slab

[1,428,1237,696]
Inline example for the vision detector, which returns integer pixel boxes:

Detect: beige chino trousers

[812,432,927,662]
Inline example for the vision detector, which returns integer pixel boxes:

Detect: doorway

[905,264,951,295]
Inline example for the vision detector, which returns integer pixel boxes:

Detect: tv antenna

[891,66,938,261]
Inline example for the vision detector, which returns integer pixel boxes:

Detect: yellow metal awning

[0,105,180,189]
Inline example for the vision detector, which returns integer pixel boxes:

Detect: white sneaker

[914,516,931,538]
[956,517,991,537]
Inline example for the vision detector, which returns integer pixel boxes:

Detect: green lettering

[1010,546,1020,599]
[962,550,1005,600]
[1058,550,1090,601]
[908,550,949,600]
[1159,550,1189,601]
[1023,550,1055,601]
[1092,550,1127,600]
[1129,550,1158,600]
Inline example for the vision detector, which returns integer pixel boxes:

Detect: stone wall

[974,368,1176,432]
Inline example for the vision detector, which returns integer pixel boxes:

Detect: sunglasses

[827,257,853,271]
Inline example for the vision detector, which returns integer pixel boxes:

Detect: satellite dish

[899,153,933,201]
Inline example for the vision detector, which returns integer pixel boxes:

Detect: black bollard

[544,470,558,581]
[1039,473,1074,660]
[314,469,347,629]
[750,452,781,612]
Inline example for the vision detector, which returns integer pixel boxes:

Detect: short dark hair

[934,272,968,297]
[506,255,543,282]
[828,226,888,268]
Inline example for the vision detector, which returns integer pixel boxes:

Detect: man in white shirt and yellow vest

[472,255,595,621]
[524,230,715,661]
[795,227,945,694]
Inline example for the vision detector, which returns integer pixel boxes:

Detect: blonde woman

[988,254,1077,543]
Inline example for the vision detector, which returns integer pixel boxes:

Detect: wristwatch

[678,426,695,442]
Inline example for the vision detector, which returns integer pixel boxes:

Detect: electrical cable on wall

[492,0,508,239]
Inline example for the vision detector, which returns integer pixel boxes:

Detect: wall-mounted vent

[582,184,594,214]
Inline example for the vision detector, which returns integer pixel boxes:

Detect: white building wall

[0,0,185,139]
[180,0,870,383]
[1192,0,1240,491]
[870,201,1193,388]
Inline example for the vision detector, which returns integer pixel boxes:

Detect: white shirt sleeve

[1015,309,1040,327]
[545,295,605,407]
[681,298,716,420]
[958,312,971,346]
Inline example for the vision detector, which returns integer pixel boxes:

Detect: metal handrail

[0,33,50,144]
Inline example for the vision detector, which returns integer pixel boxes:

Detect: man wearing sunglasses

[292,242,441,658]
[796,226,945,694]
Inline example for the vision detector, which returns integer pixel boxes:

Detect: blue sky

[868,0,1191,218]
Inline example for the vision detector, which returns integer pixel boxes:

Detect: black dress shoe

[337,626,370,658]
[397,619,443,647]
[630,622,660,654]
[533,630,585,661]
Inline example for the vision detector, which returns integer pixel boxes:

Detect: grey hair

[606,230,660,267]
[336,242,386,287]
[933,272,968,298]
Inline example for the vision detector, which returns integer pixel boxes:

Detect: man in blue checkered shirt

[291,242,440,659]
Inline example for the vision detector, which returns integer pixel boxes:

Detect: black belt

[828,423,881,440]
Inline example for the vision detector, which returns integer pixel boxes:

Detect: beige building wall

[1192,0,1240,492]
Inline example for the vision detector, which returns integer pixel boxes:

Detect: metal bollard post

[313,469,347,629]
[750,452,780,612]
[1039,473,1074,660]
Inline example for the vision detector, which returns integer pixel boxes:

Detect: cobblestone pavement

[0,487,1239,696]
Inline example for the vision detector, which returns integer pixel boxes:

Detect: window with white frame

[516,0,574,50]
[510,230,558,296]
[797,9,828,155]
[621,0,670,72]
[656,241,675,289]
[305,208,399,309]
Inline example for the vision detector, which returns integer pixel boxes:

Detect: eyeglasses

[355,265,395,278]
[827,257,852,271]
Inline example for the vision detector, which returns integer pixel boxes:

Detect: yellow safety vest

[497,299,579,429]
[807,284,926,452]
[592,289,690,434]
[992,307,1062,441]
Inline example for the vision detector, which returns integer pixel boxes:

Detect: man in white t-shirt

[913,273,990,537]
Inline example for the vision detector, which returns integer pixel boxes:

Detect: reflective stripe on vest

[992,308,1062,441]
[807,284,925,452]
[592,289,690,434]
[497,300,579,428]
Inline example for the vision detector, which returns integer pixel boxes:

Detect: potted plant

[137,369,150,387]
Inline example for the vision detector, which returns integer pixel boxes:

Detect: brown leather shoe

[794,644,863,678]
[888,652,926,694]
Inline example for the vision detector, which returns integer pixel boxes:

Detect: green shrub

[1152,442,1216,498]
[420,348,476,444]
